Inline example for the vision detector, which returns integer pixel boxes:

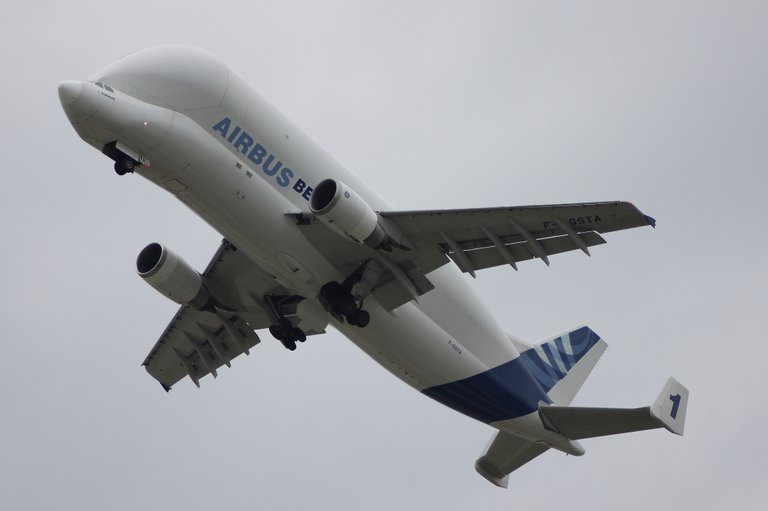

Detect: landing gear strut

[265,295,308,351]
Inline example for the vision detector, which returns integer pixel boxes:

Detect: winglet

[650,377,689,435]
[644,215,657,228]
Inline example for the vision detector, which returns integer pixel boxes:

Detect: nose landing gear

[102,141,140,175]
[114,157,136,175]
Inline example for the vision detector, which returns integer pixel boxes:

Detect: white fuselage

[60,46,574,448]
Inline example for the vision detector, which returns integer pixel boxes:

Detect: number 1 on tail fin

[651,378,689,435]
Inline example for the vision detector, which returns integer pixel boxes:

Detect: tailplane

[538,377,689,439]
[475,326,688,487]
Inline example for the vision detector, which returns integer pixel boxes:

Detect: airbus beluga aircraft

[59,45,687,487]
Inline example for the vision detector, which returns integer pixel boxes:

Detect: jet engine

[309,179,411,251]
[136,243,211,309]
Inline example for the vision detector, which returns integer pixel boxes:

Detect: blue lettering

[277,167,293,187]
[214,117,312,196]
[234,132,254,155]
[212,117,231,138]
[248,143,267,165]
[262,154,282,176]
[226,126,241,143]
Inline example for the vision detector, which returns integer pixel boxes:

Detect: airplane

[58,45,687,487]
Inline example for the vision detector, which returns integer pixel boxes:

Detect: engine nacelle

[309,179,411,251]
[136,243,211,308]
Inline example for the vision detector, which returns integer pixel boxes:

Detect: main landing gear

[265,295,308,351]
[318,259,381,328]
[268,318,306,351]
[319,281,371,327]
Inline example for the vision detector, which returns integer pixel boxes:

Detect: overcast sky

[1,1,766,509]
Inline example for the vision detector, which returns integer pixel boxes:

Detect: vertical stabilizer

[517,326,607,405]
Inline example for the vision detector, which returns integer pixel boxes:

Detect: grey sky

[1,1,766,509]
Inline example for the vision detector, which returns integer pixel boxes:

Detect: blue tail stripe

[422,327,602,424]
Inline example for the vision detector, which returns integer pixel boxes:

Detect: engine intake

[309,179,411,251]
[137,243,211,308]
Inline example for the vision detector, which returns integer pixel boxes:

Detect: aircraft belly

[131,111,517,393]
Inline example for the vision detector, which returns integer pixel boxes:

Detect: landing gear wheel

[114,158,135,175]
[349,309,370,328]
[280,337,297,351]
[292,327,307,343]
[269,325,282,340]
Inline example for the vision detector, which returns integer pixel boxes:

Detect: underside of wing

[382,201,655,276]
[294,201,654,311]
[142,239,325,390]
[143,307,263,390]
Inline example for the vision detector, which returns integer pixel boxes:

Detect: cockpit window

[94,81,115,93]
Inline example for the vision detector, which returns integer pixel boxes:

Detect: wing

[142,239,320,391]
[296,201,655,310]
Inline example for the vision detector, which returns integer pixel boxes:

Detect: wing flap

[461,231,606,272]
[143,308,262,389]
[384,201,652,275]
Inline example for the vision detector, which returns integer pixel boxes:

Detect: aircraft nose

[58,81,82,107]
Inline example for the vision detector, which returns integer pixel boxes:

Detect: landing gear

[103,142,139,176]
[319,259,381,328]
[265,296,308,351]
[114,157,136,175]
[349,309,370,328]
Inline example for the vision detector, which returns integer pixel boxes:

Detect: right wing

[296,200,655,311]
[142,239,323,391]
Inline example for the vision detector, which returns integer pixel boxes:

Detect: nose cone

[58,81,82,107]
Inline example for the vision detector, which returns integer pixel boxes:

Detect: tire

[269,325,282,340]
[282,337,297,351]
[114,158,135,175]
[351,309,370,328]
[292,327,307,343]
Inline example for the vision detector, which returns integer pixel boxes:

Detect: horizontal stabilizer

[538,377,689,440]
[475,431,549,488]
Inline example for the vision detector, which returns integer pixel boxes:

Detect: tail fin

[538,377,689,440]
[517,325,607,405]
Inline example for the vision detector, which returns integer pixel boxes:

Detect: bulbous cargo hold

[309,179,412,251]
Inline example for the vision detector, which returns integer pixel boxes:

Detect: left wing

[142,240,323,390]
[296,201,655,310]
